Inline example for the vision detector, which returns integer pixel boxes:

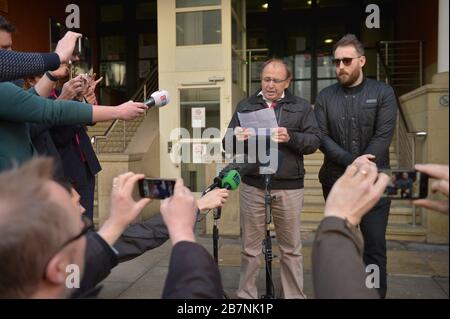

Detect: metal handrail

[92,62,159,153]
[376,41,427,227]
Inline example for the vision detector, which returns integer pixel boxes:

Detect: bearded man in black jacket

[314,34,398,298]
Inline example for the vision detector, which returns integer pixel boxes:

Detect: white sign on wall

[192,107,206,128]
[193,143,206,163]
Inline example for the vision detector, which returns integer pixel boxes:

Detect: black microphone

[144,90,170,108]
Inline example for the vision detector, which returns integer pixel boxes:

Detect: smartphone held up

[138,178,176,200]
[381,169,429,200]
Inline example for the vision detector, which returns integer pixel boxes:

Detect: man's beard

[336,68,361,87]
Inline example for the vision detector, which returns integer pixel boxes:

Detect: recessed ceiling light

[262,3,269,9]
[324,38,333,44]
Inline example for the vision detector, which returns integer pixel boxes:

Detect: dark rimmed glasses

[332,56,361,67]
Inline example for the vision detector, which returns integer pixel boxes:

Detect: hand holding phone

[138,178,176,199]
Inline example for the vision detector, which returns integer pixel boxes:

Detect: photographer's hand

[98,173,151,246]
[414,164,449,214]
[55,31,82,64]
[160,179,198,246]
[324,162,390,226]
[57,75,85,101]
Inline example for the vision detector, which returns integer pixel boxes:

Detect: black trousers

[76,162,96,222]
[322,185,391,299]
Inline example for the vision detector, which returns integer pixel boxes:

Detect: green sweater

[0,82,93,171]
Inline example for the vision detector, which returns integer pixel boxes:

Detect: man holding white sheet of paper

[223,59,321,299]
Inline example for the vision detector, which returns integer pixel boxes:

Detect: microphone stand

[213,207,221,264]
[261,173,276,299]
[201,182,229,299]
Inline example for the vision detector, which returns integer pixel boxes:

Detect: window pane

[180,88,220,137]
[136,2,157,20]
[232,51,244,87]
[100,62,126,87]
[232,0,243,18]
[139,34,157,59]
[100,36,126,60]
[317,55,336,78]
[294,80,311,103]
[232,16,242,49]
[176,10,221,45]
[251,82,261,95]
[176,0,220,8]
[101,4,123,22]
[294,54,312,79]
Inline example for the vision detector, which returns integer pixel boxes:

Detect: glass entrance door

[178,87,222,192]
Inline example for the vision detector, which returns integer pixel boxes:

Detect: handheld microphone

[203,169,241,195]
[144,90,170,108]
[220,169,241,190]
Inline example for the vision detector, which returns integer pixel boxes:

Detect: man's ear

[284,78,292,90]
[359,56,366,68]
[45,252,69,285]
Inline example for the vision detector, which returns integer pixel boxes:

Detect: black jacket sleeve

[0,50,60,82]
[72,232,119,298]
[312,217,379,299]
[114,214,170,263]
[285,102,321,155]
[363,86,398,163]
[162,241,223,299]
[314,94,354,166]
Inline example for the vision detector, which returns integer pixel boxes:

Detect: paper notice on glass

[237,108,278,135]
[192,107,206,128]
[193,143,206,163]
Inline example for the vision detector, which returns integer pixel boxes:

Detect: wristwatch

[45,71,58,82]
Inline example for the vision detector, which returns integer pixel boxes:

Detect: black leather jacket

[223,90,321,190]
[314,77,398,187]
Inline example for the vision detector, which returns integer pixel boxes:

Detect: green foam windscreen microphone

[220,169,241,190]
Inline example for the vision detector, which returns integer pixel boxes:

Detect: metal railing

[92,62,159,154]
[376,41,427,226]
[377,41,423,95]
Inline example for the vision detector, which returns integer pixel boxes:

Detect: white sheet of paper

[192,143,206,163]
[192,107,206,128]
[237,108,278,135]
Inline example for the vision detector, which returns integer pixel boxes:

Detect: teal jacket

[0,82,93,171]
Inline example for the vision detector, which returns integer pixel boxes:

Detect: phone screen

[138,179,176,199]
[381,170,428,199]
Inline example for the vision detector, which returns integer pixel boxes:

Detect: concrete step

[301,200,418,224]
[303,188,324,196]
[304,179,323,188]
[304,152,324,160]
[298,221,426,242]
[303,159,323,166]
